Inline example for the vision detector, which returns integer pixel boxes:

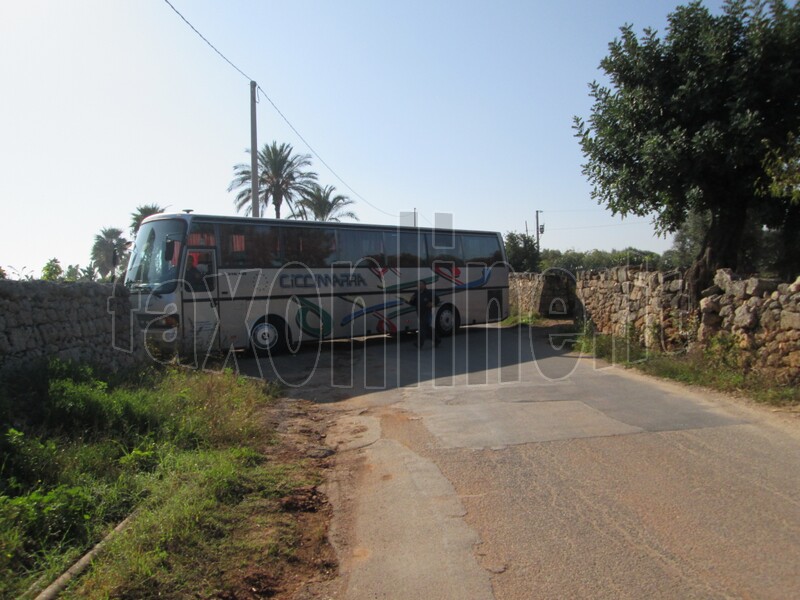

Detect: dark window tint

[283,227,337,267]
[384,231,427,268]
[432,228,455,251]
[336,229,384,267]
[429,233,464,266]
[184,248,216,292]
[187,222,216,247]
[219,224,281,268]
[461,234,503,265]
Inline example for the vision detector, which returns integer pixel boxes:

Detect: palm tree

[91,227,129,280]
[80,262,98,282]
[293,184,359,222]
[130,204,167,236]
[229,141,317,218]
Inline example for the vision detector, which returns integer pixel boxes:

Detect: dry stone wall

[509,271,576,318]
[698,269,800,382]
[575,267,694,350]
[511,267,800,384]
[0,281,147,378]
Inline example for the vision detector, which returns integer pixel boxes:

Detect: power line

[537,208,610,213]
[547,220,652,232]
[162,0,252,82]
[162,0,399,219]
[256,86,399,218]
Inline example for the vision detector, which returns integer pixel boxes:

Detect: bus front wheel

[251,317,290,355]
[435,304,460,338]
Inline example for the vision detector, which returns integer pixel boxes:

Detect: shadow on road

[228,322,583,402]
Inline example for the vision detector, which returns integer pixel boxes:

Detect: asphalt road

[238,325,800,600]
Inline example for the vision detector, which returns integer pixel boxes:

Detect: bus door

[181,248,219,359]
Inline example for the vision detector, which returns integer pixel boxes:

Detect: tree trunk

[274,191,283,219]
[686,200,749,298]
[779,203,800,281]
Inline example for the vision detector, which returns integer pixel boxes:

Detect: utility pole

[250,81,259,218]
[535,210,542,250]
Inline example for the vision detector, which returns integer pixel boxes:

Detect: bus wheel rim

[438,307,454,333]
[253,322,278,350]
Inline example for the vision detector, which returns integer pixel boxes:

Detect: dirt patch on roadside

[216,398,339,600]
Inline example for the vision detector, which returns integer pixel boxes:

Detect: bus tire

[435,304,460,338]
[250,317,290,355]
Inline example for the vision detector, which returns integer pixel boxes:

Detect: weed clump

[0,361,279,598]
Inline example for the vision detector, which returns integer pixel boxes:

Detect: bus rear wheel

[251,317,290,355]
[435,304,460,338]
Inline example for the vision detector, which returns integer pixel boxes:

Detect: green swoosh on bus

[292,296,333,338]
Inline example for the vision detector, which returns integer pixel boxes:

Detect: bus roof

[141,212,502,237]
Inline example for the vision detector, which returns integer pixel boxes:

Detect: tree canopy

[130,204,166,236]
[91,227,129,280]
[292,184,358,222]
[574,0,800,286]
[229,142,318,219]
[41,258,63,282]
[539,248,665,273]
[504,232,540,273]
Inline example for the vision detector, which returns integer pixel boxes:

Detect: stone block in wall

[667,279,684,293]
[733,305,757,330]
[700,296,721,314]
[785,351,800,369]
[669,293,691,311]
[761,309,780,329]
[729,280,748,299]
[701,284,722,297]
[781,310,800,331]
[659,270,682,284]
[714,269,738,293]
[745,278,779,297]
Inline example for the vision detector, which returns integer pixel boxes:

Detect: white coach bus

[124,213,509,355]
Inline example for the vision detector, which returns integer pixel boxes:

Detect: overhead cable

[162,0,399,219]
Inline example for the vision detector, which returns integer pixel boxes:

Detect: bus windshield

[124,218,187,293]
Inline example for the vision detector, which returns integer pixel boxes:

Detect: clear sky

[0,0,726,277]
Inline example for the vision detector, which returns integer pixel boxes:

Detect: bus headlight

[157,315,179,329]
[142,314,179,329]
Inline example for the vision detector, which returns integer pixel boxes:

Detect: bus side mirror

[165,240,175,262]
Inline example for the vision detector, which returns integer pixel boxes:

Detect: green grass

[0,361,311,599]
[68,451,311,598]
[500,310,542,327]
[575,327,799,407]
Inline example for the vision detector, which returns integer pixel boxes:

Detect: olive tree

[574,0,800,289]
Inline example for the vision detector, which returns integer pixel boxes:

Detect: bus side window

[385,231,427,268]
[184,249,215,292]
[283,227,337,267]
[219,224,281,268]
[187,222,217,247]
[461,234,503,266]
[428,232,464,267]
[336,229,384,268]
